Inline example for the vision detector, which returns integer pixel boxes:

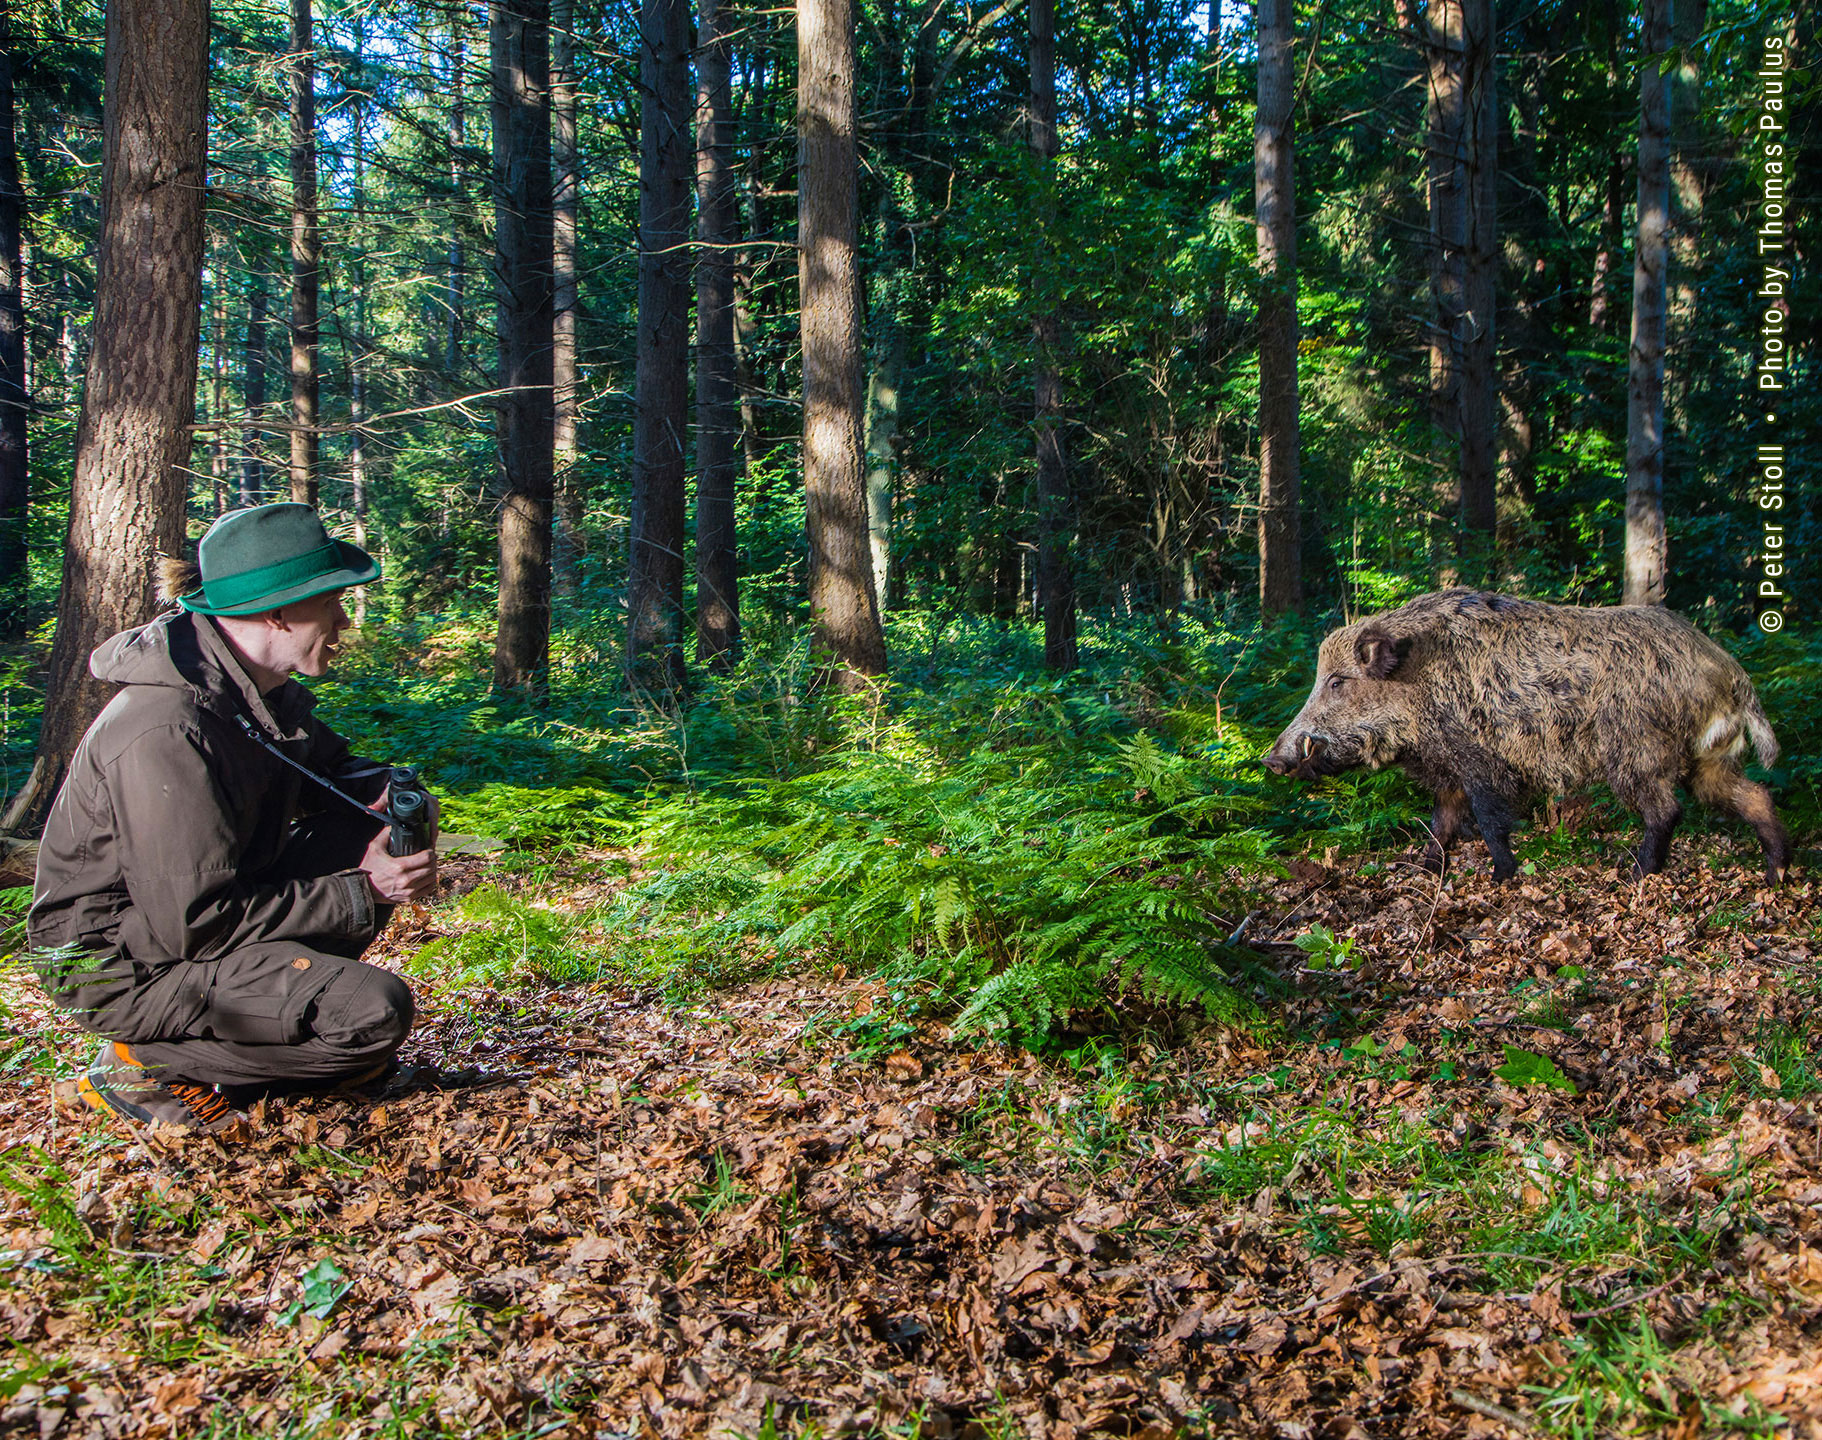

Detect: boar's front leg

[1466,790,1520,882]
[1421,787,1470,874]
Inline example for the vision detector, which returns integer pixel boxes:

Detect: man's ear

[1355,627,1407,679]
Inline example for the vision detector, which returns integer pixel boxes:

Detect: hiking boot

[75,1043,243,1135]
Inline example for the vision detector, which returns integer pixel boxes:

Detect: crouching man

[29,503,437,1134]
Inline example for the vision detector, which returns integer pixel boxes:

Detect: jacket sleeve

[110,723,376,962]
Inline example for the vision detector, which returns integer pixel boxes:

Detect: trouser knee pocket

[312,966,415,1051]
[201,952,342,1046]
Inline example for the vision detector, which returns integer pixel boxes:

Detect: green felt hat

[178,504,381,616]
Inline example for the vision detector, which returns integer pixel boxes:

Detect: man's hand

[359,821,438,903]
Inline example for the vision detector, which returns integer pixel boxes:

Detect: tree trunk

[209,267,228,515]
[695,0,741,667]
[349,19,368,623]
[447,19,466,375]
[864,340,900,616]
[1625,0,1671,607]
[288,0,319,505]
[1030,0,1076,667]
[550,0,582,593]
[2,0,205,833]
[1665,0,1706,429]
[1589,153,1624,331]
[1419,0,1465,451]
[490,0,556,693]
[240,268,267,505]
[627,0,692,689]
[798,0,887,687]
[734,44,766,473]
[1588,0,1622,332]
[0,0,28,639]
[1255,0,1301,616]
[1457,0,1497,536]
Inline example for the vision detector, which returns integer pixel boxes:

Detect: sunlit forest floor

[3,607,1822,1436]
[3,838,1821,1438]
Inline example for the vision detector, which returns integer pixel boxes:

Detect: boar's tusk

[1301,735,1313,758]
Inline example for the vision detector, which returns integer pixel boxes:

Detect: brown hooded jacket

[27,610,386,1037]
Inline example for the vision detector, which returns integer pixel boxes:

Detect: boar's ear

[1355,627,1409,679]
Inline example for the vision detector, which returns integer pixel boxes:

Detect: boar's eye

[1326,674,1346,691]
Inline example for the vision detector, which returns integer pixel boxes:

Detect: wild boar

[1262,590,1791,883]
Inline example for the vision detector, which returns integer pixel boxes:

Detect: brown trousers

[95,809,415,1090]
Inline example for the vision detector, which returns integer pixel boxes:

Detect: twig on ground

[1571,1284,1667,1320]
[1448,1389,1536,1434]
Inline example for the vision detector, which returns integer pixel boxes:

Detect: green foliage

[611,735,1273,1046]
[1495,1045,1578,1095]
[276,1259,353,1326]
[437,783,630,851]
[409,886,596,989]
[1294,924,1360,972]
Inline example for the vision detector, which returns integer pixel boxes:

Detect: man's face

[270,590,352,678]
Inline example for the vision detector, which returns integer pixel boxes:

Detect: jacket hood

[88,611,315,738]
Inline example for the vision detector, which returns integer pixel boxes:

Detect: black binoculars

[385,767,434,857]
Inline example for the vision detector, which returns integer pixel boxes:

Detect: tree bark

[447,18,466,375]
[734,44,767,473]
[1589,152,1624,330]
[1255,0,1301,616]
[1457,0,1497,535]
[349,17,369,623]
[550,0,582,592]
[1625,0,1671,606]
[864,340,900,616]
[798,0,887,687]
[1665,0,1706,429]
[288,0,319,505]
[695,0,741,667]
[1030,0,1076,667]
[0,0,28,638]
[490,0,555,692]
[209,264,228,515]
[240,267,267,505]
[627,0,692,689]
[2,0,205,832]
[1418,0,1465,450]
[1588,0,1622,332]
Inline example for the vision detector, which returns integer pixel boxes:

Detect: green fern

[608,741,1272,1043]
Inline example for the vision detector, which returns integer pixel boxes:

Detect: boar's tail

[1696,685,1780,770]
[1745,703,1781,769]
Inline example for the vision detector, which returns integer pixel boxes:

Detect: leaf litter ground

[3,841,1822,1438]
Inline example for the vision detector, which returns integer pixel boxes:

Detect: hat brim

[179,541,381,616]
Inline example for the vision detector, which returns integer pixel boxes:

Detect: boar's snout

[1263,731,1323,778]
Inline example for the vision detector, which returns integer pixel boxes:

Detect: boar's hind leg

[1625,780,1683,879]
[1421,788,1470,873]
[1692,760,1793,885]
[1466,791,1519,882]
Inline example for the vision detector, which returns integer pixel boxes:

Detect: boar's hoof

[1417,847,1447,876]
[1489,857,1519,883]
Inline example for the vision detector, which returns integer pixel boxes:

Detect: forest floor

[3,838,1822,1439]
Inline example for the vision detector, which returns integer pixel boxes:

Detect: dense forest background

[3,8,1822,1430]
[0,0,1814,686]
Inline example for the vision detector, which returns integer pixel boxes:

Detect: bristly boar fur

[1263,590,1791,884]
